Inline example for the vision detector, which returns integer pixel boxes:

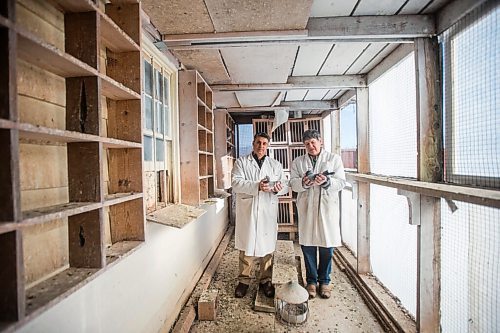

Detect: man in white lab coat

[290,129,346,299]
[231,132,288,298]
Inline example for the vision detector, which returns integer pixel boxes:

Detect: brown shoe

[319,284,331,299]
[234,282,249,298]
[306,284,317,299]
[259,281,275,298]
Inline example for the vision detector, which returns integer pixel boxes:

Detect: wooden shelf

[21,202,101,226]
[106,240,143,265]
[100,74,141,100]
[17,27,97,78]
[51,0,97,12]
[0,15,12,29]
[100,13,140,52]
[25,267,99,315]
[104,192,143,206]
[0,222,18,235]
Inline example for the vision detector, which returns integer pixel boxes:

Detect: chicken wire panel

[440,3,500,188]
[340,184,357,257]
[340,103,358,170]
[237,124,253,157]
[370,184,417,317]
[441,201,500,333]
[369,53,417,178]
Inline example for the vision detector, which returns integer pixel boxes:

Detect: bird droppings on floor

[190,237,384,333]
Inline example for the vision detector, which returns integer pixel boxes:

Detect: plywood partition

[0,129,19,222]
[107,99,142,143]
[107,148,142,195]
[105,3,141,45]
[214,110,235,190]
[66,76,101,135]
[0,231,24,321]
[68,142,102,202]
[109,198,144,243]
[64,11,99,70]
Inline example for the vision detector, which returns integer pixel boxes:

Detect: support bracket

[397,189,421,225]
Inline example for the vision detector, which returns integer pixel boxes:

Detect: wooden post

[356,87,370,274]
[414,37,442,333]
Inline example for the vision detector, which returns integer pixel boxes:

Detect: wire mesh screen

[441,200,500,332]
[340,183,357,256]
[440,2,499,188]
[370,184,417,317]
[369,53,417,178]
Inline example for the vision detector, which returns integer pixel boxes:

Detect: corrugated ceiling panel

[310,0,357,17]
[172,49,230,84]
[205,0,313,32]
[285,90,308,101]
[221,45,297,83]
[353,0,407,15]
[214,91,240,108]
[292,44,333,76]
[304,89,330,100]
[345,43,387,74]
[142,0,214,34]
[319,43,367,75]
[235,91,282,107]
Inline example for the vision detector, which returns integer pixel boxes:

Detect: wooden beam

[307,15,435,39]
[337,90,356,108]
[437,0,489,34]
[163,15,433,49]
[219,100,339,113]
[346,173,500,209]
[212,75,366,91]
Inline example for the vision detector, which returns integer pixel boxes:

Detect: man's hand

[313,173,327,186]
[259,179,272,192]
[272,181,283,193]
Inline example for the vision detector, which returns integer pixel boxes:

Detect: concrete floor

[190,237,384,333]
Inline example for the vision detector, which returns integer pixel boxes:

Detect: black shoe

[235,282,249,298]
[259,281,275,298]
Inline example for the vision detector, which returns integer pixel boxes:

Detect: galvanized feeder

[274,280,309,328]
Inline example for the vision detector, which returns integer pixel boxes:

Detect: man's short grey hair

[302,129,322,142]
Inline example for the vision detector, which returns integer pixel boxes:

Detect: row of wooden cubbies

[0,0,322,327]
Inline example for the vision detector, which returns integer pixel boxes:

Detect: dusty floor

[190,237,384,333]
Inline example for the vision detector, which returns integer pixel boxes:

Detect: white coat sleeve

[289,158,307,193]
[231,158,259,196]
[324,155,346,193]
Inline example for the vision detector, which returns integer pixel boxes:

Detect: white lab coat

[232,154,288,257]
[290,150,346,247]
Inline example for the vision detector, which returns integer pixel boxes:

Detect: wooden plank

[346,173,500,209]
[105,2,141,47]
[106,99,141,143]
[0,129,20,222]
[65,11,99,70]
[356,87,369,173]
[197,289,218,321]
[16,27,97,78]
[66,76,100,135]
[109,198,144,243]
[100,74,141,100]
[417,196,440,333]
[106,50,141,94]
[18,95,65,129]
[415,37,442,183]
[68,209,104,268]
[107,148,142,194]
[0,231,24,321]
[103,192,143,207]
[436,0,489,34]
[0,26,16,120]
[21,202,100,225]
[307,15,435,39]
[67,142,102,202]
[50,0,97,13]
[146,204,206,228]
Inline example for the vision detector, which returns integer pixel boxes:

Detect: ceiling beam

[437,0,489,34]
[217,100,339,113]
[163,15,434,49]
[212,75,366,91]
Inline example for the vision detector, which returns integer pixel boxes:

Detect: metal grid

[440,2,499,188]
[236,124,253,157]
[368,53,418,178]
[441,200,500,332]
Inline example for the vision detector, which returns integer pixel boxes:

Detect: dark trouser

[301,245,334,286]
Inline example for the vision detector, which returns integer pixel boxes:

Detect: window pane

[164,105,170,137]
[156,101,164,134]
[163,76,170,105]
[144,95,153,130]
[155,69,163,99]
[144,135,153,161]
[156,138,164,161]
[144,60,152,95]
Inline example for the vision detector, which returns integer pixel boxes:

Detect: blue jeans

[301,246,334,286]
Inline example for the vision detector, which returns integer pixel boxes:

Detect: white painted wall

[17,199,229,333]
